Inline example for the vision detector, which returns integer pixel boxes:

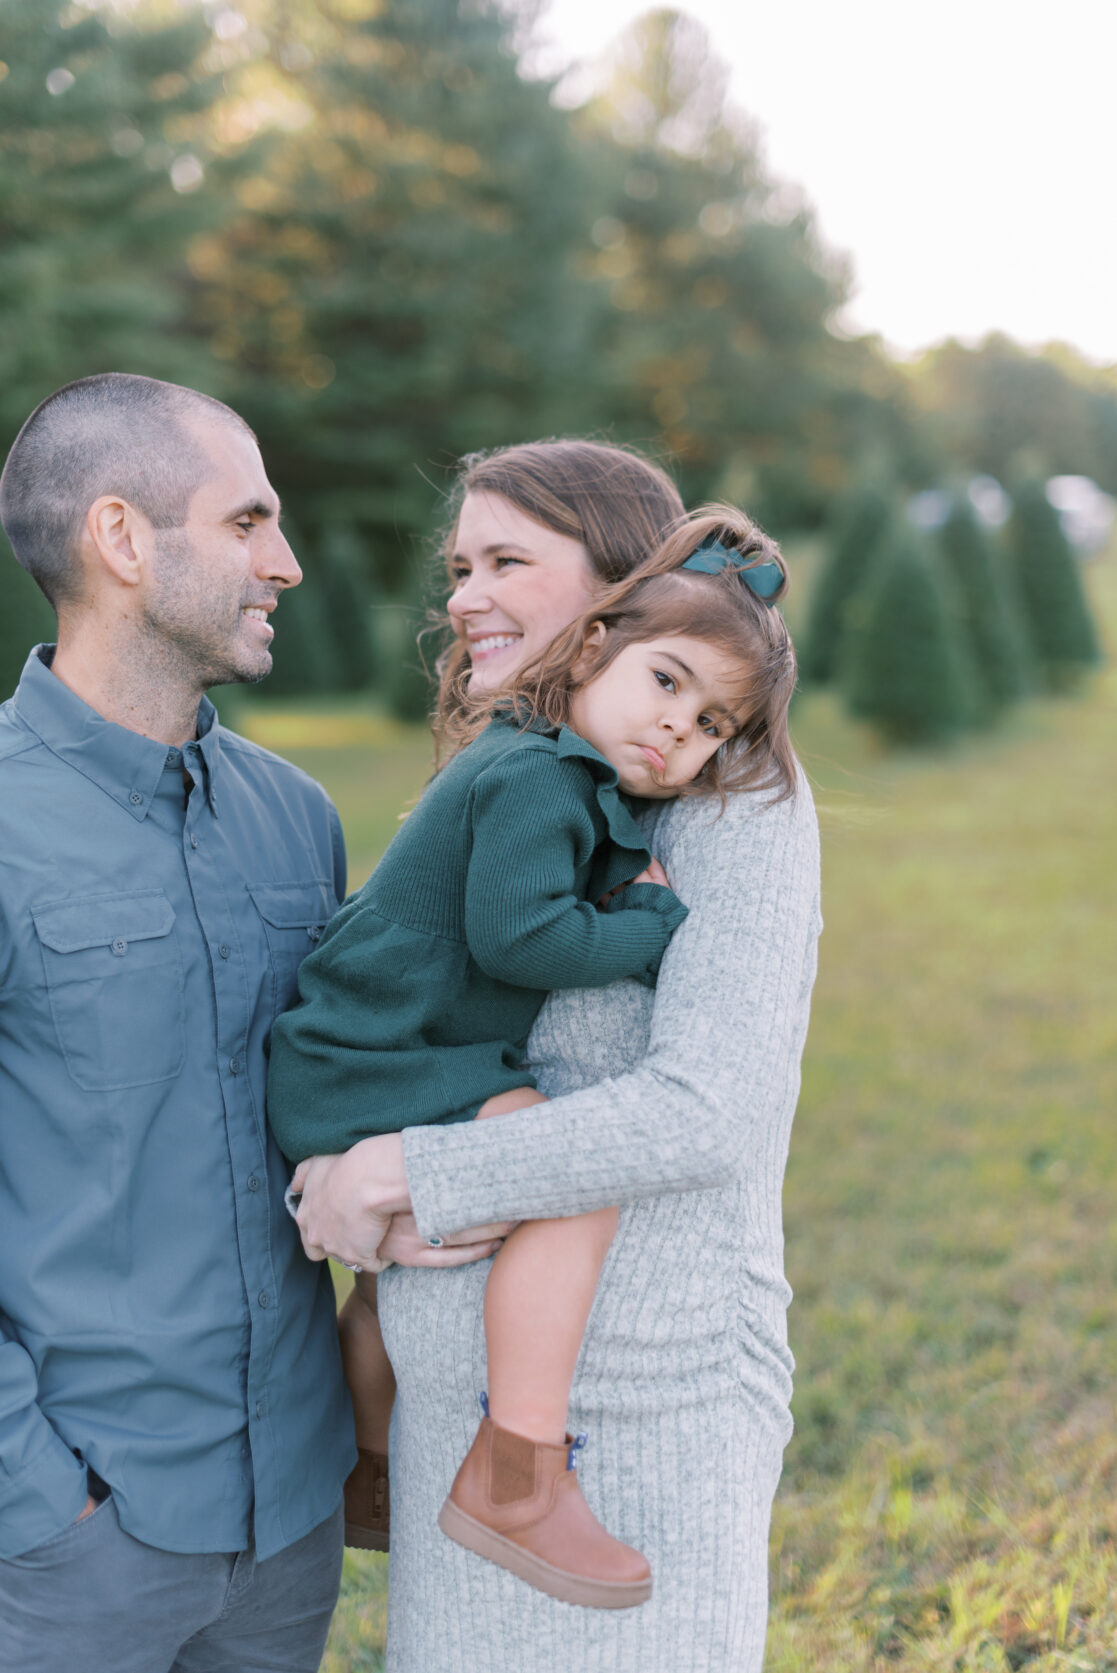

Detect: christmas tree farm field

[235,553,1115,1670]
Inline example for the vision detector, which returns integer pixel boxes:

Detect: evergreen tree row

[800,475,1102,747]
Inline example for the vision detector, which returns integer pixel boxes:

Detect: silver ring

[337,1259,363,1273]
[428,1235,444,1249]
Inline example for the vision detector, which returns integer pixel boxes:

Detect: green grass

[238,551,1117,1671]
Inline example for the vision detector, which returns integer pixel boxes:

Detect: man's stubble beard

[147,528,273,690]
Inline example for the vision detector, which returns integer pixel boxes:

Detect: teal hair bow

[680,534,783,602]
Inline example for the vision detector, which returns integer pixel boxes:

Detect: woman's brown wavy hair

[447,504,799,804]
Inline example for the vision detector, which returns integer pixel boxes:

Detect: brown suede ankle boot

[344,1448,390,1552]
[438,1402,652,1609]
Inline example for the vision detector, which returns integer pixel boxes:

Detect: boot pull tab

[567,1431,588,1471]
[478,1391,490,1419]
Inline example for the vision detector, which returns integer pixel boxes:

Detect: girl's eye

[653,669,676,693]
[700,715,723,739]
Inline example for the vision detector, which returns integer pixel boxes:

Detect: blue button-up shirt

[0,647,355,1560]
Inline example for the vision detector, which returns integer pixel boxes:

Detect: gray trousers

[0,1495,344,1673]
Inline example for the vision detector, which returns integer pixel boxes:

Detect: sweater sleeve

[402,770,822,1235]
[463,750,687,992]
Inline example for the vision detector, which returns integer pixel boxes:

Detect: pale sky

[527,0,1117,366]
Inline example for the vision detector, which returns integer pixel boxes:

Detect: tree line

[1,0,1112,718]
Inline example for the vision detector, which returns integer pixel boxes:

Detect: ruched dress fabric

[380,770,822,1673]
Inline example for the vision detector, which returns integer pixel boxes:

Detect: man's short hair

[0,373,255,607]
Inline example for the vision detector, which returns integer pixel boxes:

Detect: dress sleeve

[463,749,687,992]
[403,771,822,1235]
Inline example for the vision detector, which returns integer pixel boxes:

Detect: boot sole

[438,1499,652,1610]
[345,1521,390,1553]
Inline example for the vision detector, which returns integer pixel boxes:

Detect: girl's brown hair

[434,439,685,736]
[449,504,800,803]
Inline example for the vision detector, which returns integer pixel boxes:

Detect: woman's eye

[493,554,524,570]
[449,565,470,584]
[653,670,676,692]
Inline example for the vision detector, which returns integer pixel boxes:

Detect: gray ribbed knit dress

[380,767,821,1673]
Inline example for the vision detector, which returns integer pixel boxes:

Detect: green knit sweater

[267,717,688,1161]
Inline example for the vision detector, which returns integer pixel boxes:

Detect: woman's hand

[376,1210,516,1268]
[291,1135,411,1272]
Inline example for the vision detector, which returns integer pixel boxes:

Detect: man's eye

[653,670,675,692]
[237,520,254,533]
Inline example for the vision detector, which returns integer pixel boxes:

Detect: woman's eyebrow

[450,542,531,562]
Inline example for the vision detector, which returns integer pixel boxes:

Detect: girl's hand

[376,1210,516,1267]
[291,1135,411,1271]
[599,855,670,905]
[631,857,670,888]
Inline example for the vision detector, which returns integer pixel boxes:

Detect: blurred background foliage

[0,0,1112,738]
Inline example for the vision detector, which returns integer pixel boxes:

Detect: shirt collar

[12,645,222,820]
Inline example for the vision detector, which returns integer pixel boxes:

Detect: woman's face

[447,490,597,693]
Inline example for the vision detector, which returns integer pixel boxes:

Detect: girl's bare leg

[338,1273,396,1455]
[476,1088,618,1445]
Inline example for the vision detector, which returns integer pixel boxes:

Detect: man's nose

[261,526,302,590]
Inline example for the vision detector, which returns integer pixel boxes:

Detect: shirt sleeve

[327,796,347,906]
[403,773,822,1236]
[0,1321,89,1556]
[463,749,687,992]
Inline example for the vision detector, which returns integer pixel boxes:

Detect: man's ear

[83,495,154,589]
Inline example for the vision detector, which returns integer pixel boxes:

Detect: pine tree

[800,479,893,684]
[843,521,976,747]
[204,0,602,576]
[0,0,231,447]
[1004,479,1102,691]
[937,496,1032,717]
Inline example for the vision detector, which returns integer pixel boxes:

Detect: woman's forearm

[401,777,822,1238]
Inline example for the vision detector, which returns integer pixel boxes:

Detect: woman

[292,440,822,1672]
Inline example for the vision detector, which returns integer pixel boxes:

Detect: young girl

[267,506,797,1611]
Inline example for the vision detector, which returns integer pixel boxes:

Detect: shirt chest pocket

[247,881,333,1020]
[31,891,185,1092]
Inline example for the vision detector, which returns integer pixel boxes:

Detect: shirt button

[258,1291,270,1309]
[190,834,199,849]
[247,1174,260,1191]
[219,944,231,960]
[256,1400,265,1418]
[165,751,179,768]
[307,925,322,943]
[229,1055,241,1075]
[110,937,128,957]
[129,790,143,805]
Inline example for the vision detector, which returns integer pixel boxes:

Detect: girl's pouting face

[447,491,597,694]
[569,634,753,798]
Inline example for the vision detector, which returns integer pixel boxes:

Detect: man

[0,374,355,1671]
